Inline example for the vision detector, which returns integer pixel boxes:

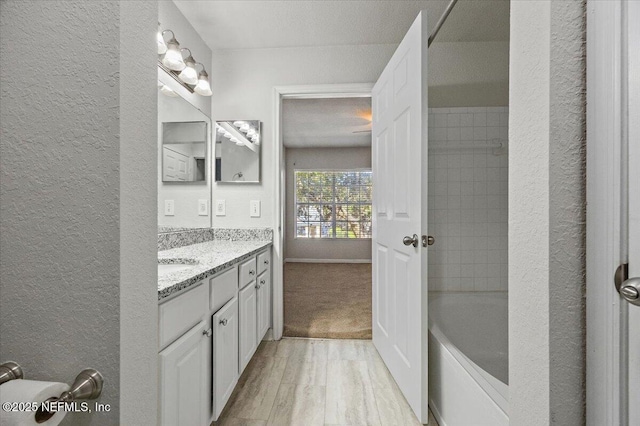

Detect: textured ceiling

[283,97,372,148]
[174,0,510,50]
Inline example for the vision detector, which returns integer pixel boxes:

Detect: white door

[625,1,640,422]
[212,297,239,420]
[372,11,429,423]
[159,320,208,426]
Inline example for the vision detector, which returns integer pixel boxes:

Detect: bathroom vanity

[156,232,272,425]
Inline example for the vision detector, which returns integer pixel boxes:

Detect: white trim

[284,258,372,264]
[272,83,374,341]
[586,1,625,424]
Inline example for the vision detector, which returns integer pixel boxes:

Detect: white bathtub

[428,292,509,426]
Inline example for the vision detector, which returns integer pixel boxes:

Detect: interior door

[625,1,639,422]
[371,11,429,423]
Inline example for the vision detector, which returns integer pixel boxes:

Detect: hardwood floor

[214,338,438,426]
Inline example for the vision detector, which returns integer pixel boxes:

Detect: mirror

[215,120,261,183]
[158,81,211,229]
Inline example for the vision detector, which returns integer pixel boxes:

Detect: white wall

[210,41,508,229]
[509,0,586,424]
[428,107,508,292]
[285,147,372,261]
[0,2,158,424]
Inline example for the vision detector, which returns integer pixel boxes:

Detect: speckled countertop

[158,239,272,301]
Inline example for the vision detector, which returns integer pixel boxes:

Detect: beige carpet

[284,263,372,339]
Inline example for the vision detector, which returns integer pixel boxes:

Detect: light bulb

[216,126,225,134]
[223,131,232,139]
[233,121,245,127]
[178,53,198,85]
[240,123,250,132]
[251,134,259,143]
[162,38,185,71]
[157,31,167,54]
[160,85,179,97]
[246,128,256,137]
[230,137,239,143]
[194,69,212,96]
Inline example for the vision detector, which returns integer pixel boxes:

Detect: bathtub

[428,292,509,426]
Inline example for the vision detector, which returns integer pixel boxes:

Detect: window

[295,170,372,239]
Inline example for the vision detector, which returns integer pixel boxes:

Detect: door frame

[585,0,630,424]
[271,83,374,340]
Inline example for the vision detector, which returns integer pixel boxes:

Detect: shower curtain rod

[428,0,459,47]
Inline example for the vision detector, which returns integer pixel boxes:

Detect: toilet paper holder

[0,362,104,423]
[35,368,104,423]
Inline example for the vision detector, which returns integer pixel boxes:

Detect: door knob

[403,234,419,248]
[620,277,640,306]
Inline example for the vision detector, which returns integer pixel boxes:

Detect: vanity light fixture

[158,27,212,96]
[178,49,198,85]
[194,63,213,96]
[162,32,186,71]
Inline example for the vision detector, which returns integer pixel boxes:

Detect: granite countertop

[158,239,272,301]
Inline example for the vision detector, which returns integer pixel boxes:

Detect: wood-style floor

[214,338,438,426]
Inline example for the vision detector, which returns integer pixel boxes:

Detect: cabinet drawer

[159,283,208,350]
[210,266,238,313]
[239,257,257,288]
[257,250,271,275]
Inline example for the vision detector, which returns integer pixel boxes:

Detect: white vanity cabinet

[159,283,209,426]
[212,296,238,419]
[238,249,271,374]
[158,246,271,425]
[238,278,258,373]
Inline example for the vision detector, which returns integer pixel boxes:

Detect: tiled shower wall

[427,107,509,292]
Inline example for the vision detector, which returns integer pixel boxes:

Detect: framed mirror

[215,120,261,183]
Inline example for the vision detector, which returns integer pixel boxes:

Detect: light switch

[198,199,208,216]
[250,200,261,218]
[215,200,226,216]
[164,199,175,216]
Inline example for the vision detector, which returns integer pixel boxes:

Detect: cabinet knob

[264,260,269,265]
[249,270,255,275]
[202,328,212,337]
[219,319,228,326]
[255,284,260,289]
[260,279,266,285]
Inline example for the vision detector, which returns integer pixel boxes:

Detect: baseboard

[284,258,372,264]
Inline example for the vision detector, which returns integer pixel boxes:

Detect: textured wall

[0,2,120,424]
[509,0,586,424]
[548,0,586,423]
[284,147,372,261]
[119,2,158,425]
[0,1,158,424]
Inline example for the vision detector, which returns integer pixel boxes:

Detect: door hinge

[614,263,629,293]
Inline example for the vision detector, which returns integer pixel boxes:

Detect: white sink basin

[158,260,197,276]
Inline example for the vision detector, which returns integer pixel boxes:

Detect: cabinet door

[160,320,208,426]
[238,282,258,373]
[257,271,271,341]
[212,296,239,420]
